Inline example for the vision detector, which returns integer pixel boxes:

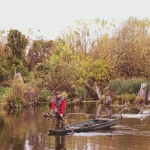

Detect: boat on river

[48,116,117,135]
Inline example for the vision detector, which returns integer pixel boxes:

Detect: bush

[2,73,40,107]
[39,89,52,102]
[2,87,20,108]
[0,86,7,101]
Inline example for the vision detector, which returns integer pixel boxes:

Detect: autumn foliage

[1,17,150,103]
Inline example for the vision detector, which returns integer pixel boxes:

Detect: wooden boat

[48,116,117,135]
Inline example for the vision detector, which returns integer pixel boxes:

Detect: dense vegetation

[1,17,150,107]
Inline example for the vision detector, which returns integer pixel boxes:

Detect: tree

[7,29,28,60]
[32,19,112,94]
[111,17,150,79]
[59,19,114,54]
[4,29,30,83]
[33,40,110,93]
[28,40,54,70]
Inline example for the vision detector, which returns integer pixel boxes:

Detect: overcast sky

[0,0,150,40]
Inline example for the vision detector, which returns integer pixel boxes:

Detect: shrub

[0,86,8,101]
[3,73,40,107]
[39,89,52,102]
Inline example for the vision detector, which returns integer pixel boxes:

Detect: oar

[58,111,75,134]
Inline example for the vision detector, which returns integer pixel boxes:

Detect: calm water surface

[0,103,150,150]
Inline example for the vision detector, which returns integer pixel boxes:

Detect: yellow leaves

[61,91,68,99]
[111,17,150,79]
[74,31,79,35]
[101,19,107,27]
[31,17,150,91]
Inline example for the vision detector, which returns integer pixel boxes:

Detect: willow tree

[112,17,150,79]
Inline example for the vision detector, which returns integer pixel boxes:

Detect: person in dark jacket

[52,91,66,130]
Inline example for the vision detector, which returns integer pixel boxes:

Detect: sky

[0,0,150,40]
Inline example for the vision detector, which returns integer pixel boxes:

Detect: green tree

[7,29,28,60]
[1,29,30,84]
[0,41,13,85]
[33,40,110,93]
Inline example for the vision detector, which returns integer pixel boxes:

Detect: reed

[106,77,150,95]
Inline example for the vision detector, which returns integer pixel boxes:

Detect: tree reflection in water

[105,105,113,118]
[96,103,114,118]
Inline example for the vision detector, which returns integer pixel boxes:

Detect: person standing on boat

[52,91,66,130]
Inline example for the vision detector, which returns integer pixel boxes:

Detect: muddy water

[0,103,150,150]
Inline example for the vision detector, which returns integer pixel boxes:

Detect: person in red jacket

[52,91,66,130]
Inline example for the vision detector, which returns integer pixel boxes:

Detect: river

[0,103,150,150]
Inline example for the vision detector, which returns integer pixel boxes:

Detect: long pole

[58,112,74,134]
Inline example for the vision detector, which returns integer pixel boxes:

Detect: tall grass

[106,77,150,95]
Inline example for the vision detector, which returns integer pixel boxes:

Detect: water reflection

[55,136,66,150]
[96,103,114,118]
[0,103,150,150]
[114,103,150,120]
[0,116,5,131]
[105,105,113,118]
